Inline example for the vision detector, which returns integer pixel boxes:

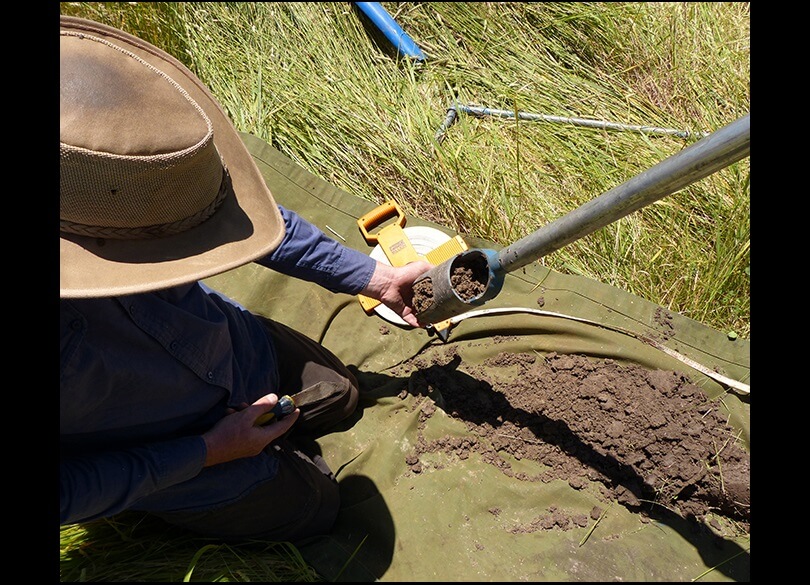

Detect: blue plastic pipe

[353,2,426,61]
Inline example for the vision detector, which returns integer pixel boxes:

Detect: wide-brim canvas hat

[60,16,285,298]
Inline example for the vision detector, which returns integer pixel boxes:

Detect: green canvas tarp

[199,133,750,582]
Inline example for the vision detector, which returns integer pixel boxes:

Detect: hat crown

[60,16,284,299]
[60,31,227,239]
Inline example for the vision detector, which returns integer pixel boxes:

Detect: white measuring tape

[446,306,750,396]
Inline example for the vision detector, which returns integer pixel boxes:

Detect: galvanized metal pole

[497,114,750,274]
[458,104,708,139]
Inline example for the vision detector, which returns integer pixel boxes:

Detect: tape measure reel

[369,226,453,326]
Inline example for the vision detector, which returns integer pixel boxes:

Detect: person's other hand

[202,393,300,467]
[361,259,433,327]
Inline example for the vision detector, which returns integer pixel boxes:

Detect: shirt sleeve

[60,435,207,525]
[255,205,377,295]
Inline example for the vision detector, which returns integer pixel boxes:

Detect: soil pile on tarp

[389,341,750,535]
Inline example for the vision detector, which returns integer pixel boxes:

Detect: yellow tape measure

[356,200,468,329]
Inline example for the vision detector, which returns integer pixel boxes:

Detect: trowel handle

[255,395,296,426]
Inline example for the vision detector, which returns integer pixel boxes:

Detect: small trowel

[255,381,342,425]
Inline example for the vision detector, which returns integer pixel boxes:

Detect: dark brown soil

[412,278,434,314]
[388,342,750,536]
[413,255,490,315]
[449,260,487,300]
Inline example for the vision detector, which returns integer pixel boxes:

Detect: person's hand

[361,259,433,327]
[201,393,300,467]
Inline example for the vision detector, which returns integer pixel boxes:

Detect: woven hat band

[59,139,228,240]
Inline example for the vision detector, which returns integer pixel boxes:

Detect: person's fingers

[267,408,300,435]
[400,308,422,328]
[248,393,277,423]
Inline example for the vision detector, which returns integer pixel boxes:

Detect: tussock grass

[59,2,749,580]
[60,512,321,581]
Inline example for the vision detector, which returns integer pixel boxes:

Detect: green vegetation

[59,513,322,581]
[59,3,750,580]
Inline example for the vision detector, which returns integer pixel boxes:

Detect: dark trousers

[150,316,359,542]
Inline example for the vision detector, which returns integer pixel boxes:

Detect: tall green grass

[59,3,749,580]
[60,512,322,581]
[60,2,750,339]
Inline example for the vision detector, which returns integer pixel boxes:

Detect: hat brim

[60,16,285,298]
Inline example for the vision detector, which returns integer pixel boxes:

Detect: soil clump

[412,278,433,314]
[388,342,750,536]
[412,255,490,315]
[449,260,487,300]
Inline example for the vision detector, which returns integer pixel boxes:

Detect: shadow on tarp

[296,474,396,582]
[297,367,749,582]
[410,358,750,581]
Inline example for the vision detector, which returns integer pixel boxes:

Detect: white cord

[448,307,750,396]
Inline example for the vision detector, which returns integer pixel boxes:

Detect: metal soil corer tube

[414,113,750,325]
[414,249,503,324]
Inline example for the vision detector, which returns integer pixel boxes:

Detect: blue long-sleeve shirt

[60,206,377,525]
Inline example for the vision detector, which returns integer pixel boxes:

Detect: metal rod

[497,114,750,274]
[456,104,708,139]
[435,107,459,142]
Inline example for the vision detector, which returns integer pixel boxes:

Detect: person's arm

[60,436,206,525]
[257,206,432,326]
[256,205,378,294]
[60,393,298,525]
